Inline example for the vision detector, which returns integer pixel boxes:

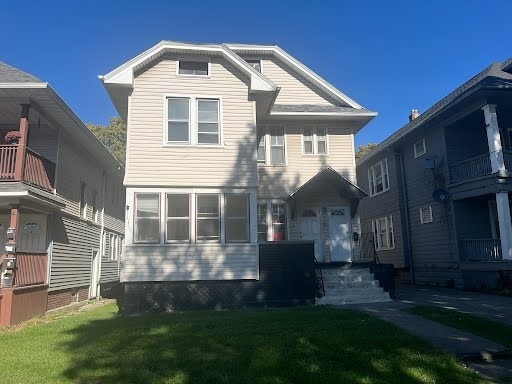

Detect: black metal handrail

[313,257,325,297]
[459,238,502,262]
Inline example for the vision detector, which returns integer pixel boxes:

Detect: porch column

[482,104,505,174]
[13,104,30,180]
[6,205,20,285]
[496,192,512,260]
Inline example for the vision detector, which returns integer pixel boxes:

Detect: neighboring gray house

[100,41,377,304]
[357,58,512,289]
[0,62,125,325]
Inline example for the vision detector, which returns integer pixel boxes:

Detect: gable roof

[100,40,377,125]
[357,58,512,166]
[0,61,42,83]
[226,44,363,109]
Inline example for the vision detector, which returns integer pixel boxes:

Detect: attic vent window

[414,138,426,158]
[420,206,433,224]
[178,61,209,76]
[246,60,261,72]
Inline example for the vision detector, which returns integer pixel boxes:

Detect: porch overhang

[0,182,65,211]
[284,167,368,217]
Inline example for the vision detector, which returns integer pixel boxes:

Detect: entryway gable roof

[285,167,368,201]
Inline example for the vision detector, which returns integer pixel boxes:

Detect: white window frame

[257,126,287,166]
[420,206,433,224]
[166,97,191,144]
[176,59,211,77]
[224,193,250,243]
[371,215,394,251]
[164,94,222,147]
[368,158,390,197]
[256,200,288,241]
[302,127,329,155]
[414,138,426,158]
[196,193,221,242]
[165,193,191,243]
[134,193,161,244]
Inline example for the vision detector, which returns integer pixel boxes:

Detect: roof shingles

[0,62,42,83]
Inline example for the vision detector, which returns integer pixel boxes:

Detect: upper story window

[414,138,426,158]
[91,190,98,223]
[257,126,286,165]
[246,60,261,72]
[178,61,209,76]
[166,97,220,145]
[303,128,327,154]
[368,158,389,197]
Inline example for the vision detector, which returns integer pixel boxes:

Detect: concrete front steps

[316,267,392,305]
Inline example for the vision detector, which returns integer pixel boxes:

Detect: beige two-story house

[100,41,376,308]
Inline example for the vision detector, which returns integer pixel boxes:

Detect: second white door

[300,207,322,261]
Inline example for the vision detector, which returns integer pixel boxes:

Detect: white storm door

[299,207,322,261]
[328,206,352,262]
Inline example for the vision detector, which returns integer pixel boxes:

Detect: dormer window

[178,61,209,76]
[246,60,261,72]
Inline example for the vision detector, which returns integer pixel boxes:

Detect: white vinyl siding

[257,125,356,198]
[257,56,338,105]
[420,206,433,224]
[414,138,426,158]
[368,158,390,197]
[128,56,256,187]
[372,215,394,251]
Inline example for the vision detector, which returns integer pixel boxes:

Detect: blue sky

[0,0,510,146]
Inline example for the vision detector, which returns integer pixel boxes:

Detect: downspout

[397,151,415,284]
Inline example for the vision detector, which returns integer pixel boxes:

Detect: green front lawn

[0,303,485,384]
[407,305,512,348]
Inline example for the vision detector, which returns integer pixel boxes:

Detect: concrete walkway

[395,285,512,326]
[349,286,512,383]
[354,301,508,359]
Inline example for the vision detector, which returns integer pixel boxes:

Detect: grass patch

[407,305,512,348]
[0,303,486,384]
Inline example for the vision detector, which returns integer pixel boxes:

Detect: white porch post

[496,192,512,260]
[482,104,505,173]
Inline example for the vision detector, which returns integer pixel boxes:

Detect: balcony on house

[445,104,512,185]
[0,145,56,191]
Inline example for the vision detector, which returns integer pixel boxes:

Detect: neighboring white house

[100,41,376,295]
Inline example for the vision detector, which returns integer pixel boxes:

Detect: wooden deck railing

[23,149,56,191]
[0,145,18,179]
[0,145,55,191]
[13,252,48,287]
[449,153,492,183]
[459,239,502,262]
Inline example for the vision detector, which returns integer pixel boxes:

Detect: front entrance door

[89,248,100,299]
[328,206,352,262]
[300,207,322,261]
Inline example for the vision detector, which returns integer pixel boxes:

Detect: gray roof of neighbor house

[0,61,42,83]
[357,58,512,165]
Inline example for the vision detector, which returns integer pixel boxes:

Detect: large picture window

[368,158,390,196]
[225,194,249,242]
[166,194,190,241]
[134,194,160,243]
[196,194,220,241]
[372,215,394,250]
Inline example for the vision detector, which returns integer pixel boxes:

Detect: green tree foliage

[355,143,378,159]
[87,117,126,166]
